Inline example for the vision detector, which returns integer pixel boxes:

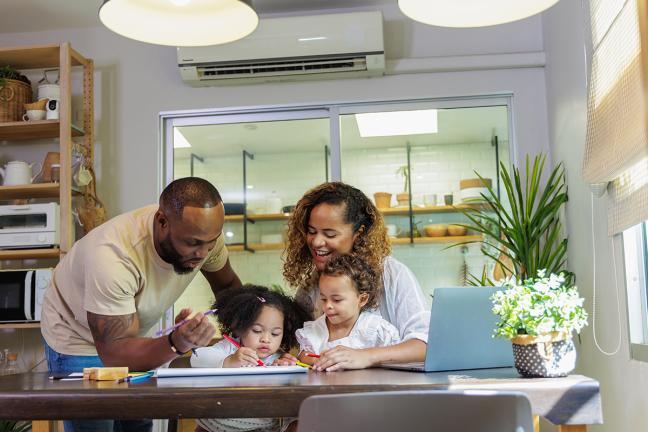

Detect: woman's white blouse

[295,256,431,343]
[296,311,401,354]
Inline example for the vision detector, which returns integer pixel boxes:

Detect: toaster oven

[0,203,59,249]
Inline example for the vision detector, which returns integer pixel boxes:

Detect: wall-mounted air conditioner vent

[178,11,385,86]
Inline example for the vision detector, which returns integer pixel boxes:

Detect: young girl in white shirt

[191,285,308,432]
[296,254,401,369]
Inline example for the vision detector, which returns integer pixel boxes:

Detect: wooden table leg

[31,420,55,432]
[533,415,540,432]
[558,426,587,432]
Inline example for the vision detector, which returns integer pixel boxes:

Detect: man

[41,177,242,432]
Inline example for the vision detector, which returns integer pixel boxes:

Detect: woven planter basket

[511,332,576,378]
[0,79,32,122]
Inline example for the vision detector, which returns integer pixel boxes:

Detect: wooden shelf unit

[224,204,486,252]
[380,203,489,216]
[0,120,84,140]
[224,215,244,222]
[0,322,41,330]
[0,43,94,259]
[0,248,60,260]
[248,242,285,251]
[247,213,290,222]
[226,244,245,252]
[229,236,482,252]
[390,235,482,245]
[227,203,487,223]
[0,183,60,200]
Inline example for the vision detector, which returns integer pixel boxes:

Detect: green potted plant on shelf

[0,421,31,432]
[455,153,570,285]
[491,270,588,377]
[395,165,410,207]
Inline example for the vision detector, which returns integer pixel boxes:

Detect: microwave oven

[0,203,59,249]
[0,268,52,322]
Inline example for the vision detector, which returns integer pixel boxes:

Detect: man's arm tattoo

[87,313,136,343]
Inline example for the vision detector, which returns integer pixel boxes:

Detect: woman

[282,182,430,371]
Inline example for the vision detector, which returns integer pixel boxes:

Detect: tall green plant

[0,421,31,432]
[456,154,569,283]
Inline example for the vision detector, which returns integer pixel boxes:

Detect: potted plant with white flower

[491,270,588,377]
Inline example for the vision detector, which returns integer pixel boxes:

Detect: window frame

[622,223,648,361]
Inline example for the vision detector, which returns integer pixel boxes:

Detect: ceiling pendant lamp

[398,0,560,28]
[99,0,258,47]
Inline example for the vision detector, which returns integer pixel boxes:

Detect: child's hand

[313,346,373,371]
[223,347,261,367]
[272,352,298,366]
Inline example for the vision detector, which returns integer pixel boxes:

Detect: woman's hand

[223,347,260,367]
[272,352,298,366]
[313,346,374,371]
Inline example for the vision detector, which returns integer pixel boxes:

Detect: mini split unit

[177,11,385,86]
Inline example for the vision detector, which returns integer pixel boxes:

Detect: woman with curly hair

[282,182,430,371]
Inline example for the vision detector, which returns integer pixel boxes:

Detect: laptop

[383,287,514,372]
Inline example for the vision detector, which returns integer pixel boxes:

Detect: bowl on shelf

[424,224,447,237]
[281,205,295,214]
[447,224,468,236]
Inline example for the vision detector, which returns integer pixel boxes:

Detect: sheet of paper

[156,365,308,378]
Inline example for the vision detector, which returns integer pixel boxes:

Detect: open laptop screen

[384,287,514,372]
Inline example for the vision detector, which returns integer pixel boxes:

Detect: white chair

[297,390,534,432]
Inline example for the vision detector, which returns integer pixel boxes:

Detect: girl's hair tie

[257,296,266,303]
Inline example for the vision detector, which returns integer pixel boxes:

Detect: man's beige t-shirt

[41,204,228,355]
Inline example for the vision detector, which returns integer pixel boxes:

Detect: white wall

[542,1,648,431]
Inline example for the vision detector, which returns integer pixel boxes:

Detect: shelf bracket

[189,153,204,177]
[243,150,255,253]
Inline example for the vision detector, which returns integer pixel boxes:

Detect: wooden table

[0,368,602,431]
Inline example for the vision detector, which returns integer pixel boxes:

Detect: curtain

[584,0,648,235]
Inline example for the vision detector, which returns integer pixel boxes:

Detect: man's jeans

[43,340,153,432]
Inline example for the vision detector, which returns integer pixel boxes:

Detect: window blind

[584,0,648,234]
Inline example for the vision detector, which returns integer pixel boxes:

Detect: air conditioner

[178,11,385,86]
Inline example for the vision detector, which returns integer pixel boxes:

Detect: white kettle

[0,161,40,186]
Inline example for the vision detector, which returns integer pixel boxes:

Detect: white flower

[490,269,588,339]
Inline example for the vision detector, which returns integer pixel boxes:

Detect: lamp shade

[99,0,258,46]
[398,0,560,28]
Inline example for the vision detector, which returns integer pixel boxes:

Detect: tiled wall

[173,140,509,312]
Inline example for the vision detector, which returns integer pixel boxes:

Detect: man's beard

[158,235,194,275]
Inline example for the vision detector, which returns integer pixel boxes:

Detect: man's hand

[87,309,215,371]
[169,308,217,354]
[223,347,261,367]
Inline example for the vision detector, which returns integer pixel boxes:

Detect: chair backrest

[297,390,533,432]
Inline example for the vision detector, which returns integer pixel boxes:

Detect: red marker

[305,353,320,358]
[222,333,265,366]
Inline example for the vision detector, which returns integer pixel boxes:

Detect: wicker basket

[77,166,106,234]
[0,79,32,122]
